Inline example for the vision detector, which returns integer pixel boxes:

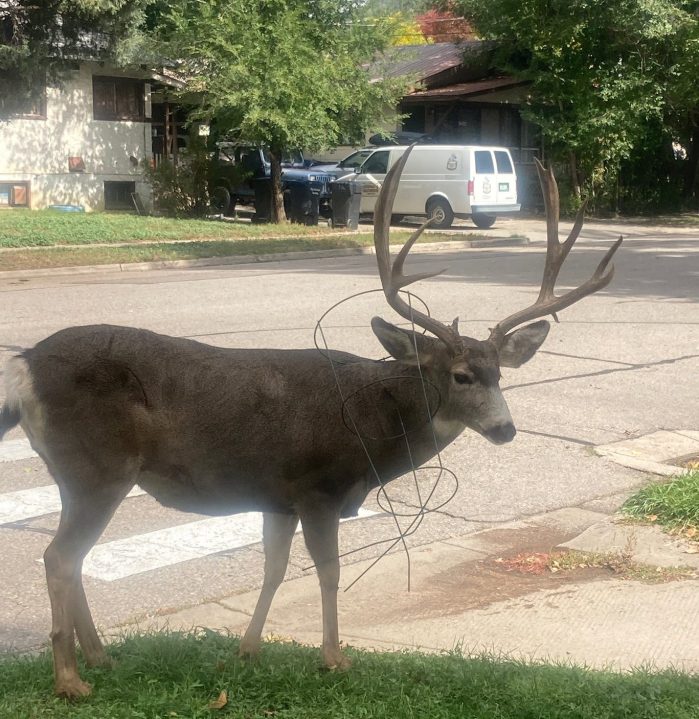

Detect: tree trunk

[269,149,287,223]
[682,125,699,206]
[569,151,582,200]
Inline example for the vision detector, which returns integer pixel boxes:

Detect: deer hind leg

[239,512,298,658]
[298,506,349,670]
[44,479,130,698]
[73,575,113,668]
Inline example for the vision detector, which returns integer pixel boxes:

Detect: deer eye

[453,371,475,385]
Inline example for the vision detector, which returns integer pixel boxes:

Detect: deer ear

[371,317,436,365]
[499,320,550,368]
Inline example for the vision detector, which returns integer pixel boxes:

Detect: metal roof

[403,76,529,102]
[378,42,478,79]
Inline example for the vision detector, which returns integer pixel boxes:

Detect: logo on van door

[446,154,458,171]
[483,179,492,194]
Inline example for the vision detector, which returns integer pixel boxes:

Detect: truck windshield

[261,149,304,166]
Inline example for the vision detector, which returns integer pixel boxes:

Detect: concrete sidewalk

[126,504,699,674]
[115,431,699,674]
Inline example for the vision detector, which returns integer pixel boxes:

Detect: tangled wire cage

[313,288,460,591]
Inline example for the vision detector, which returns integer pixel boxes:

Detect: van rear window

[474,151,494,173]
[495,151,514,173]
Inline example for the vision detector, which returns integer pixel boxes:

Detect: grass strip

[0,211,498,250]
[622,470,699,538]
[0,230,499,272]
[0,211,348,248]
[0,236,373,271]
[1,631,697,718]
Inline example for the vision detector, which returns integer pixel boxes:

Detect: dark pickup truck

[209,143,335,217]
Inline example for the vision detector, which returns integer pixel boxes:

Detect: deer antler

[488,159,622,345]
[374,145,463,353]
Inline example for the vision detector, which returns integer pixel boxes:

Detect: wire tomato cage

[312,288,460,591]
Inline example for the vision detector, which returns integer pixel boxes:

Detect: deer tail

[1,355,27,440]
[0,403,20,440]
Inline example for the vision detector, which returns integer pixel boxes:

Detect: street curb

[595,430,699,477]
[0,237,529,280]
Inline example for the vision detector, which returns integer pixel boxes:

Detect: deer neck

[430,413,467,448]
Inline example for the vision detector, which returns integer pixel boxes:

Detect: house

[382,42,536,151]
[1,41,540,212]
[392,43,542,207]
[318,42,542,207]
[0,61,185,211]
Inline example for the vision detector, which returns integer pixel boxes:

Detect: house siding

[0,63,152,211]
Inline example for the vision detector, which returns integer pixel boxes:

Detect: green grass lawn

[0,211,504,271]
[622,470,699,538]
[0,235,384,271]
[0,210,342,248]
[1,632,697,718]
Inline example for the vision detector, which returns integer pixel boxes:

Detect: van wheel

[472,213,496,229]
[426,198,454,229]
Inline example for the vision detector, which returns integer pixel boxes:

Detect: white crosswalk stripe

[80,509,376,582]
[0,484,145,525]
[0,443,378,582]
[0,438,37,463]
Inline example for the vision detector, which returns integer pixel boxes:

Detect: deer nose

[487,422,516,445]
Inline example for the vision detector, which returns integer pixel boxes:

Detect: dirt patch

[414,558,611,618]
[470,523,580,554]
[376,524,608,622]
[377,522,696,624]
[673,452,699,470]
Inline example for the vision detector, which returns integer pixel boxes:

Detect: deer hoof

[55,677,92,699]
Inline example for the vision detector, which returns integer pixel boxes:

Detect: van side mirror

[354,165,361,174]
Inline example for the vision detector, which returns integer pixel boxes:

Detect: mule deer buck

[0,152,621,698]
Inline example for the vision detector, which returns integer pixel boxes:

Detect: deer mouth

[471,421,517,445]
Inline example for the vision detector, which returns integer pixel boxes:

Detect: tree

[458,0,698,209]
[416,6,475,42]
[662,2,699,203]
[157,0,407,222]
[0,1,152,114]
[385,11,431,45]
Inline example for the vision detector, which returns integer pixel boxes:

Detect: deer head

[371,148,622,445]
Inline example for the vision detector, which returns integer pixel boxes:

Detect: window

[0,71,46,119]
[402,106,425,133]
[494,151,514,174]
[362,151,389,175]
[104,181,136,210]
[474,151,494,174]
[0,182,30,207]
[457,107,481,144]
[93,76,145,121]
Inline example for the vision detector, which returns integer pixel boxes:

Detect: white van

[325,145,520,229]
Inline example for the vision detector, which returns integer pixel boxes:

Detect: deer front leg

[239,512,298,658]
[299,506,349,670]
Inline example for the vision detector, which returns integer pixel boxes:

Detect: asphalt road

[0,226,697,654]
